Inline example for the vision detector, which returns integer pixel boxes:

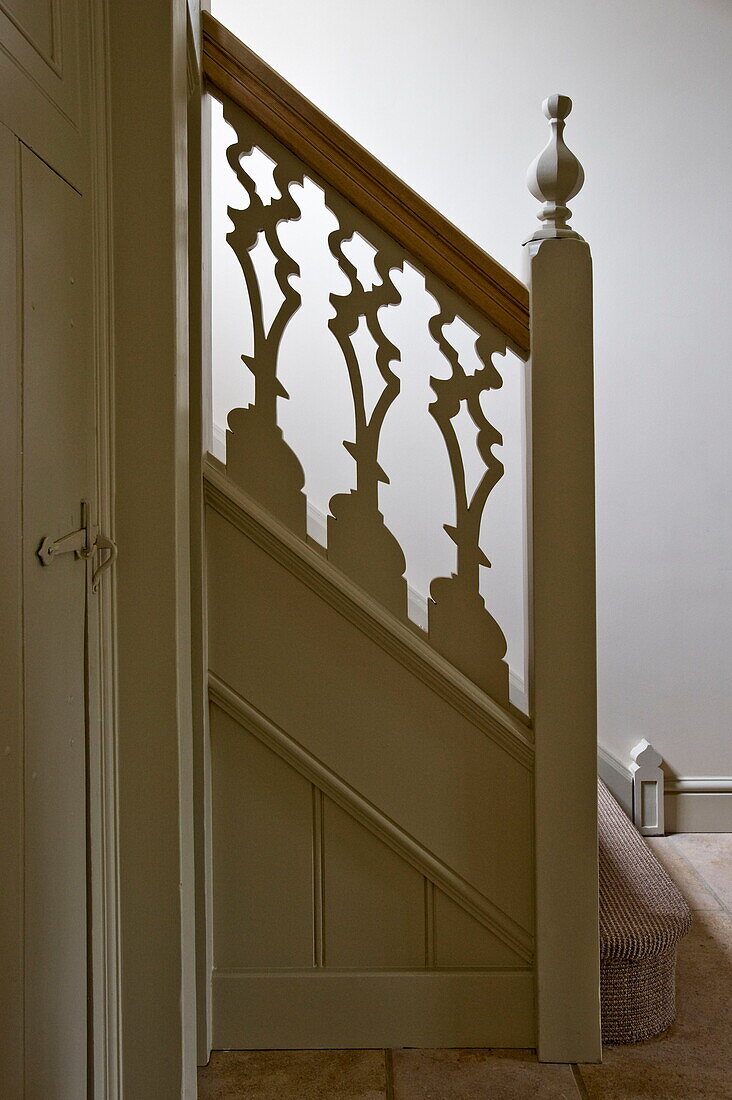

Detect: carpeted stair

[598,780,692,1043]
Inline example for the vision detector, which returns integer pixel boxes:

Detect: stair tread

[598,780,692,961]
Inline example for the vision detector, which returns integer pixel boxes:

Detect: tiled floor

[198,834,732,1099]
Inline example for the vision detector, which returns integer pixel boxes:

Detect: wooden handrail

[202,12,530,356]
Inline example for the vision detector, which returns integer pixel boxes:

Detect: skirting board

[665,780,732,833]
[212,969,535,1049]
[597,745,732,833]
[597,745,633,819]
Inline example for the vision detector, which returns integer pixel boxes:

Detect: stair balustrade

[200,11,600,1062]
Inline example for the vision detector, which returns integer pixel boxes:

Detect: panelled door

[0,2,103,1095]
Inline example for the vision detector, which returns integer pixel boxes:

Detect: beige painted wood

[433,890,525,969]
[207,504,534,932]
[665,789,732,833]
[209,677,534,1049]
[206,466,536,1047]
[0,0,87,188]
[0,121,24,1100]
[630,739,665,835]
[212,971,535,1049]
[322,798,426,969]
[21,143,93,1098]
[84,5,122,1092]
[107,0,197,1094]
[0,126,94,1097]
[189,20,215,1067]
[204,460,532,766]
[209,672,532,963]
[201,12,530,356]
[0,3,128,1090]
[0,2,198,1092]
[217,100,516,706]
[211,705,315,968]
[526,235,601,1062]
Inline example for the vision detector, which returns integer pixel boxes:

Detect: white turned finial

[527,94,584,241]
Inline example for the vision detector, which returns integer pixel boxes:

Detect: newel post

[525,96,601,1063]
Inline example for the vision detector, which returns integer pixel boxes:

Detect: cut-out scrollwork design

[324,197,408,618]
[223,99,307,536]
[216,97,513,706]
[425,279,510,705]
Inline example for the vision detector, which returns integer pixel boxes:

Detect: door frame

[102,0,199,1094]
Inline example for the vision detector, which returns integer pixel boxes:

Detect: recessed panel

[433,890,525,969]
[211,704,315,969]
[0,0,55,62]
[322,798,425,968]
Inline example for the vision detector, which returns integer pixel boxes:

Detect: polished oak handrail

[202,12,530,356]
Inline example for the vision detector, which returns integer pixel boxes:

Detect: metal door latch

[37,500,117,591]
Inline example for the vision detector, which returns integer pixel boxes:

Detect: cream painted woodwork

[215,99,517,709]
[0,0,86,188]
[205,471,535,1047]
[106,1,198,1092]
[0,2,113,1094]
[630,740,665,836]
[1,2,200,1094]
[201,12,529,354]
[201,18,599,1060]
[0,128,95,1097]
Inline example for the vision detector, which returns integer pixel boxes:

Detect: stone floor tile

[578,910,732,1099]
[645,837,722,911]
[670,833,732,911]
[391,1048,580,1099]
[197,1049,387,1099]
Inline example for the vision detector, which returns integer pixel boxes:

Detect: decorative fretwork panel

[217,98,512,706]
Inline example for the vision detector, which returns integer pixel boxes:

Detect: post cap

[526,93,585,242]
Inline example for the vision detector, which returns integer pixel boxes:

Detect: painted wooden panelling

[211,706,314,968]
[207,506,534,933]
[207,477,536,1046]
[0,130,93,1097]
[321,797,426,969]
[433,889,525,969]
[211,700,533,975]
[20,142,92,1100]
[0,0,87,187]
[212,970,535,1049]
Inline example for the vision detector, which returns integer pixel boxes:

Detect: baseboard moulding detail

[598,740,732,833]
[597,745,633,819]
[664,779,732,833]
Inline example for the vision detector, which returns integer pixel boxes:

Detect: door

[0,123,99,1100]
[0,3,103,1093]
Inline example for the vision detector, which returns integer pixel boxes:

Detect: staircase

[598,781,692,1043]
[200,11,600,1063]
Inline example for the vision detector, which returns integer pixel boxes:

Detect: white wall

[211,0,731,780]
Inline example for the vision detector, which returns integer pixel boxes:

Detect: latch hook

[91,533,117,592]
[37,500,117,592]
